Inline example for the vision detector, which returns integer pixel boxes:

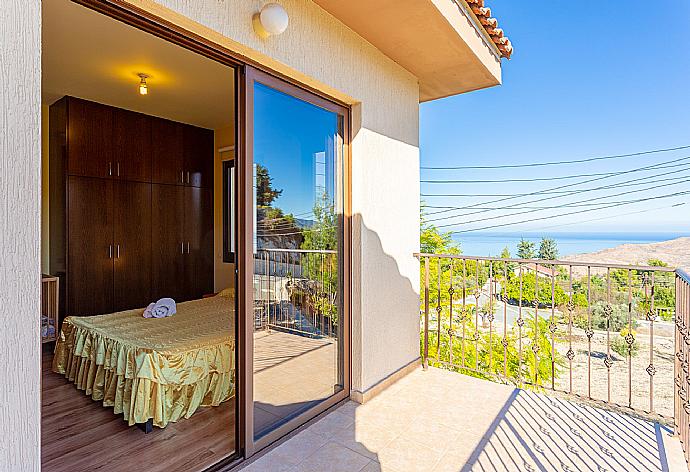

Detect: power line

[431,179,690,227]
[422,168,690,216]
[443,190,690,233]
[422,169,625,184]
[525,202,688,232]
[421,157,690,221]
[420,144,690,170]
[425,175,690,225]
[421,155,690,198]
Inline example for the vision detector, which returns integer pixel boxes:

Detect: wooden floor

[42,330,339,471]
[41,351,236,472]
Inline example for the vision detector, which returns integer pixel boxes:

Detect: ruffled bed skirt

[53,317,235,428]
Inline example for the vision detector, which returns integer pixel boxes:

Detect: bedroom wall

[214,125,236,293]
[129,0,422,396]
[1,1,42,470]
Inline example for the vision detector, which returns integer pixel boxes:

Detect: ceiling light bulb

[138,74,149,95]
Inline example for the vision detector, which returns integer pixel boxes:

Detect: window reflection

[252,82,344,439]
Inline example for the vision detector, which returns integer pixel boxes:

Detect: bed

[52,290,235,430]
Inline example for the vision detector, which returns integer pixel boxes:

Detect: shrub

[573,302,636,332]
[611,327,639,357]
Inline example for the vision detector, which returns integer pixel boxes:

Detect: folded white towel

[142,298,177,318]
[143,302,156,318]
[153,298,176,318]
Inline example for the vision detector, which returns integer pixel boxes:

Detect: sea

[452,232,688,257]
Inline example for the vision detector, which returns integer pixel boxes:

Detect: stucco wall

[0,1,42,470]
[134,0,422,393]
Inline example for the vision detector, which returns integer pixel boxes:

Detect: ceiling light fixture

[253,3,289,38]
[138,73,149,95]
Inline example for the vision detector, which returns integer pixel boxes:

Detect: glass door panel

[251,80,346,440]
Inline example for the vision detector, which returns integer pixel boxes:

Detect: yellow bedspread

[53,293,235,428]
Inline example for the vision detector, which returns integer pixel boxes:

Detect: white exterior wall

[1,1,421,465]
[139,0,422,393]
[0,1,42,471]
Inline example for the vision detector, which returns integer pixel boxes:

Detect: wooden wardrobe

[49,96,214,319]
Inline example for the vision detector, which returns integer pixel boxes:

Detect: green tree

[420,204,460,255]
[517,238,536,259]
[300,192,338,324]
[505,273,569,306]
[538,237,559,260]
[256,164,282,207]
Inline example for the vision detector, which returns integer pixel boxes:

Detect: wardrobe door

[67,176,113,316]
[114,108,152,182]
[184,186,213,300]
[152,119,185,185]
[113,181,152,311]
[183,126,214,188]
[67,98,114,179]
[151,184,186,301]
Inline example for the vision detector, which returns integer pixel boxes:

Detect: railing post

[423,256,430,371]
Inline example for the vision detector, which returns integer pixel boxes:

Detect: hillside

[563,237,690,269]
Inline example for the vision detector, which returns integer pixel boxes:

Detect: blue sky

[420,0,690,235]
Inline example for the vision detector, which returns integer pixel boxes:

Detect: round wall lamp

[253,3,289,38]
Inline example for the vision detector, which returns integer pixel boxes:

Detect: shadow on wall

[352,216,420,393]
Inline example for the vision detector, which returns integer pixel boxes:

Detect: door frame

[240,65,352,457]
[67,0,353,466]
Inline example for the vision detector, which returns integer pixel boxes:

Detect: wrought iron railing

[416,253,677,419]
[254,248,338,338]
[675,268,690,465]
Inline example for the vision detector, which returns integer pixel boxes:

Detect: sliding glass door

[242,68,349,446]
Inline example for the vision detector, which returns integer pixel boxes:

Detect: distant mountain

[563,237,690,269]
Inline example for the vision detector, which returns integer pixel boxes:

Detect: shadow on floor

[461,388,672,472]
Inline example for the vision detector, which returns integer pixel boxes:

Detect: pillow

[217,287,235,298]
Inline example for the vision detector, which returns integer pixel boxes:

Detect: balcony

[240,255,690,471]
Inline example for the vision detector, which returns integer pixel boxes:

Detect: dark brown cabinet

[113,181,152,311]
[114,108,152,182]
[151,184,186,301]
[64,97,114,179]
[184,186,214,299]
[151,119,184,185]
[51,96,214,319]
[67,177,114,316]
[184,126,214,188]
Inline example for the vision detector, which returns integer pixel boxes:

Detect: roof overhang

[312,0,503,102]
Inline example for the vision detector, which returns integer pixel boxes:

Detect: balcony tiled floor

[240,366,687,472]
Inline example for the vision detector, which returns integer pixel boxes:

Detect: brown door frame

[65,0,353,467]
[241,65,352,457]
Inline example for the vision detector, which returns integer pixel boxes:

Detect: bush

[611,327,639,357]
[505,273,569,307]
[573,302,636,332]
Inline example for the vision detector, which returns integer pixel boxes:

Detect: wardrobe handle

[109,244,112,259]
[117,162,120,177]
[181,171,184,184]
[186,242,190,254]
[186,172,190,184]
[108,162,112,176]
[116,244,120,258]
[181,242,184,254]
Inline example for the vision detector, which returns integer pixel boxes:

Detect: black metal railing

[417,253,677,420]
[254,248,338,338]
[674,268,690,466]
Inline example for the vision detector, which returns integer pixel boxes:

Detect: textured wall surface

[133,0,422,392]
[0,1,42,470]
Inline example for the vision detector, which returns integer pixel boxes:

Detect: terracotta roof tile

[463,0,513,59]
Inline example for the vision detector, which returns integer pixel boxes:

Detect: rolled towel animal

[152,297,177,318]
[143,302,155,318]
